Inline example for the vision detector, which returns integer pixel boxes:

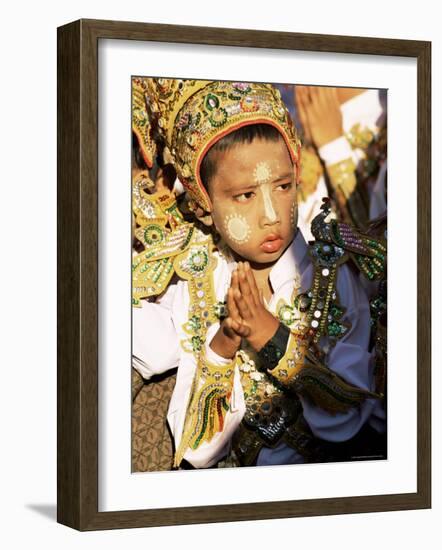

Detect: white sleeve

[132,283,180,380]
[300,264,381,442]
[318,136,354,166]
[178,323,246,468]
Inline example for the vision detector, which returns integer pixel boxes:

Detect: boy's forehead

[214,139,292,181]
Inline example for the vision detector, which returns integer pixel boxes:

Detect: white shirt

[133,229,385,467]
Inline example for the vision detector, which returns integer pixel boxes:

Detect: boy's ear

[194,204,214,226]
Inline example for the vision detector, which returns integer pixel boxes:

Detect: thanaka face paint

[290,201,298,229]
[224,213,251,243]
[204,138,298,265]
[253,161,272,184]
[253,161,279,223]
[259,183,278,223]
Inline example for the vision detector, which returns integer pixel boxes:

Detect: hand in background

[295,86,344,149]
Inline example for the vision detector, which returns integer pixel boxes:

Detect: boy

[132,79,386,469]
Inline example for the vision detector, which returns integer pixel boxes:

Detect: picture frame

[57,18,431,531]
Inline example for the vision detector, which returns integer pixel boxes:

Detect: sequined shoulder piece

[132,223,195,304]
[311,197,386,281]
[293,236,350,346]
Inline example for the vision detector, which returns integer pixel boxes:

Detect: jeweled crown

[144,78,301,212]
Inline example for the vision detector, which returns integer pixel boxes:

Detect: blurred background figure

[131,77,180,473]
[294,85,387,233]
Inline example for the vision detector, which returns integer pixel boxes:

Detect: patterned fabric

[132,77,156,168]
[131,368,177,472]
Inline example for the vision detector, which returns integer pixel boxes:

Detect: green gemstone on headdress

[205,93,220,111]
[209,108,228,127]
[228,92,243,101]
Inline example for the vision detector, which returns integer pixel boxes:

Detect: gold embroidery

[298,146,323,203]
[143,79,301,212]
[174,343,235,468]
[327,158,357,199]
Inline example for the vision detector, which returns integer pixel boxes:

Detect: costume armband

[268,333,379,415]
[257,322,291,370]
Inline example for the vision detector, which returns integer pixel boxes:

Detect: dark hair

[199,123,285,191]
[132,132,148,170]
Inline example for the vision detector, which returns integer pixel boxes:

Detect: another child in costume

[295,85,387,231]
[132,78,387,469]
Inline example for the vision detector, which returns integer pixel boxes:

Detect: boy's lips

[260,233,283,253]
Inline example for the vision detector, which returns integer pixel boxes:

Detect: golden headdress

[144,79,301,212]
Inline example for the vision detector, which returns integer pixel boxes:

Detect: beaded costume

[132,78,387,468]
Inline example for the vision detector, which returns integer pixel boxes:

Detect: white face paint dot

[253,161,272,185]
[225,214,251,243]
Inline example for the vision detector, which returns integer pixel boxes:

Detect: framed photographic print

[57,19,431,531]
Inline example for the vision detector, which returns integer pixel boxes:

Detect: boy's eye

[234,191,255,202]
[277,182,293,191]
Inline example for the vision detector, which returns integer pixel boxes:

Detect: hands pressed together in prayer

[210,262,280,360]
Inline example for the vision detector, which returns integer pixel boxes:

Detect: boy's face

[204,137,298,265]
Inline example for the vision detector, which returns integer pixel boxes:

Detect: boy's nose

[259,186,280,227]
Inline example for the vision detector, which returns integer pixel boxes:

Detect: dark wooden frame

[57,18,431,531]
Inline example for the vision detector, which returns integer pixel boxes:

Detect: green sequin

[144,224,165,246]
[205,93,219,111]
[209,108,228,127]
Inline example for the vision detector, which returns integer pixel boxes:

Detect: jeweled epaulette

[288,236,350,346]
[132,223,195,304]
[311,197,386,281]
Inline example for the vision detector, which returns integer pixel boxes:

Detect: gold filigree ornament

[132,77,157,168]
[345,122,375,151]
[132,182,191,306]
[132,223,195,305]
[143,79,302,212]
[174,236,219,355]
[327,158,358,199]
[172,237,240,467]
[174,347,236,468]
